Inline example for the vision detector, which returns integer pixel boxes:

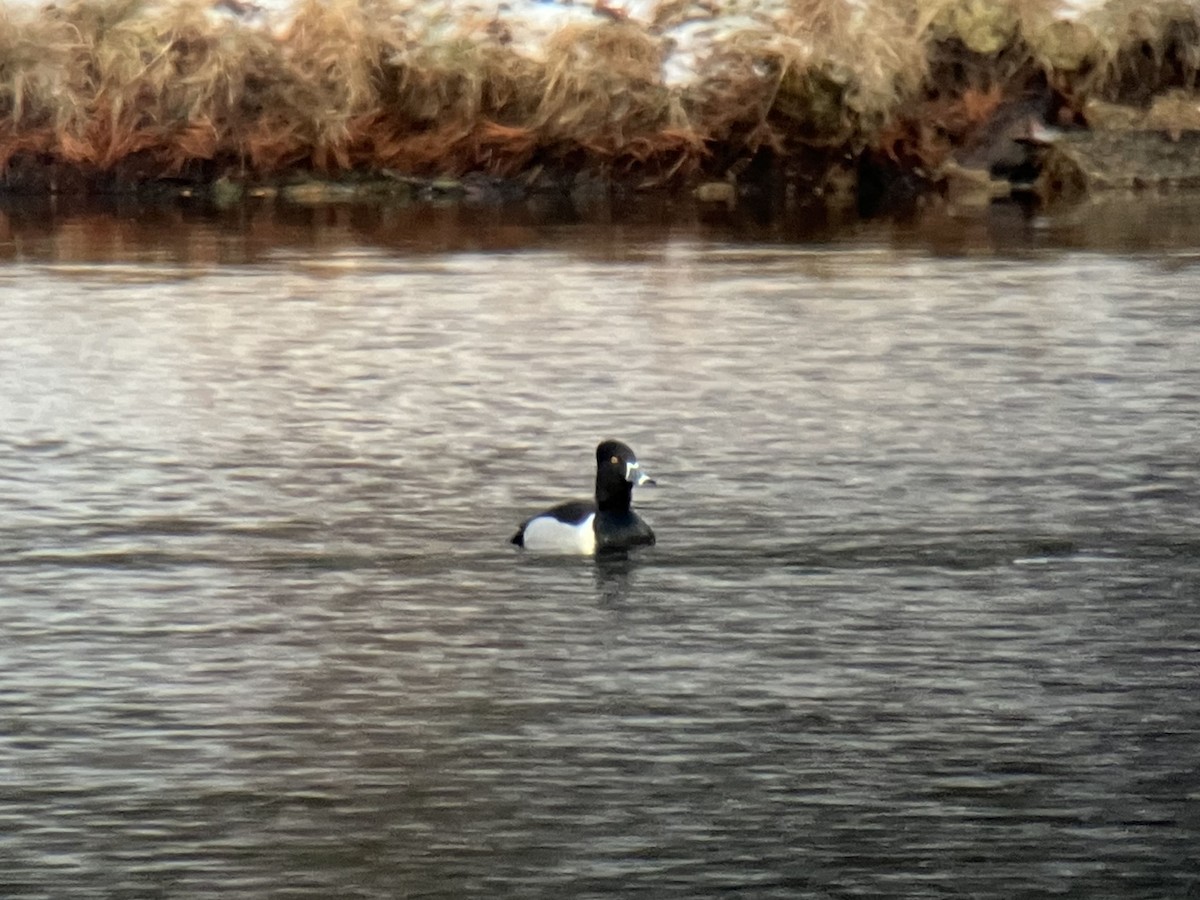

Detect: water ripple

[1,235,1198,898]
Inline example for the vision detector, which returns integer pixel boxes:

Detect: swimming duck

[511,439,655,554]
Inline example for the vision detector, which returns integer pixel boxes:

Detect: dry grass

[876,0,1200,170]
[0,0,1197,188]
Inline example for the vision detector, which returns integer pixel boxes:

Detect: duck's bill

[625,461,655,486]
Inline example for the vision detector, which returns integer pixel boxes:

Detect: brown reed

[0,0,1195,189]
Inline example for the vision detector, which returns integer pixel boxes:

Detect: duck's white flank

[520,513,597,554]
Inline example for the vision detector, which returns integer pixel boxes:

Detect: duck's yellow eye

[611,456,619,464]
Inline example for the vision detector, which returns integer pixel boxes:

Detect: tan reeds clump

[0,0,283,173]
[0,4,77,169]
[536,20,703,176]
[919,0,1200,104]
[255,0,370,170]
[683,0,928,162]
[899,0,1200,170]
[921,0,1022,55]
[364,8,700,178]
[364,15,543,174]
[52,0,254,168]
[0,0,391,177]
[1075,0,1200,102]
[539,21,665,144]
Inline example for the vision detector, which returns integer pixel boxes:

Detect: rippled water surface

[1,199,1199,898]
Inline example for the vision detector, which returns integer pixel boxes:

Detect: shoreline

[2,0,1199,212]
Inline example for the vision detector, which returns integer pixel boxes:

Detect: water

[1,197,1199,898]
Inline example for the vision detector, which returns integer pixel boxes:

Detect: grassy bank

[1,0,1198,204]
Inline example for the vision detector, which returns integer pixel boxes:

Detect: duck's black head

[594,439,653,511]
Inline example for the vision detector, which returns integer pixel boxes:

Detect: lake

[1,194,1198,898]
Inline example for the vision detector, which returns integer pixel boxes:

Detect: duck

[511,439,656,554]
